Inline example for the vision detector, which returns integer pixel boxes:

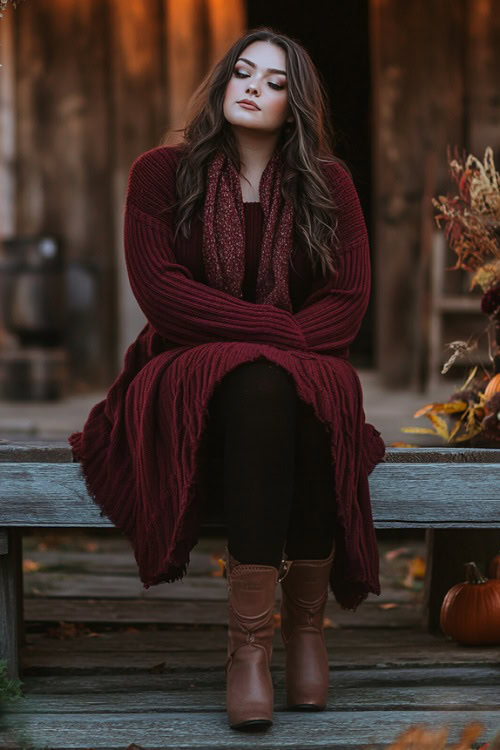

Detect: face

[223,41,293,135]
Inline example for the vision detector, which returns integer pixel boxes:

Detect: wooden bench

[1,440,499,681]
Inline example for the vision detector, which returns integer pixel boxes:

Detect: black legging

[203,358,337,570]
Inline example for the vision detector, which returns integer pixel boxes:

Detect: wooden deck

[1,531,499,749]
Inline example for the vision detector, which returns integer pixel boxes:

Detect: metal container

[0,347,69,401]
[0,235,65,346]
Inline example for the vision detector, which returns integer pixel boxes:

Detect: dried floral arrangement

[399,146,500,446]
[0,0,25,16]
[378,721,499,750]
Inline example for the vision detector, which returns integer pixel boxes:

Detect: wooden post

[422,528,500,632]
[0,528,24,680]
[370,0,465,387]
[466,0,500,374]
[422,0,500,633]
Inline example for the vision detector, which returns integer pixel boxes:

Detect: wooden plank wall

[371,0,466,388]
[1,0,245,391]
[108,0,167,367]
[6,0,498,391]
[0,3,16,352]
[370,0,500,388]
[165,0,246,142]
[11,0,115,389]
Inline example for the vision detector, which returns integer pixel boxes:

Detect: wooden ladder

[428,229,491,390]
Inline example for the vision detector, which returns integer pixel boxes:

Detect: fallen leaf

[82,541,99,552]
[150,661,166,673]
[22,559,41,572]
[390,442,420,448]
[385,547,411,561]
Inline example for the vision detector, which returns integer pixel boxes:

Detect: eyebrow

[236,57,287,76]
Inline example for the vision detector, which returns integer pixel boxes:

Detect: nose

[246,82,258,96]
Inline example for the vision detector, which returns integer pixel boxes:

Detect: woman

[69,27,386,731]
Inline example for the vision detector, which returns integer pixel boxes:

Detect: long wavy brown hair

[160,26,352,278]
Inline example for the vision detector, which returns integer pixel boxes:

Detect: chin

[228,116,265,130]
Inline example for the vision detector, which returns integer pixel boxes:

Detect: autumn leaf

[414,400,467,417]
[390,441,420,448]
[211,555,225,577]
[22,559,41,572]
[400,427,438,435]
[426,413,450,440]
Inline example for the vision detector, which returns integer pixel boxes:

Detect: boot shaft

[224,546,281,664]
[280,547,334,641]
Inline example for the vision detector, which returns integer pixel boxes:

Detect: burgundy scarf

[202,145,294,312]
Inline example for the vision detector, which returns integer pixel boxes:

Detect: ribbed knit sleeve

[124,149,308,351]
[293,163,371,353]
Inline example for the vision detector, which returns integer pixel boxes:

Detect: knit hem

[68,421,137,544]
[331,578,381,612]
[68,343,385,607]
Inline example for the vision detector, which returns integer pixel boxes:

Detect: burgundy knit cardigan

[68,144,386,611]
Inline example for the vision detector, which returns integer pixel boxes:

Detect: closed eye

[233,69,284,90]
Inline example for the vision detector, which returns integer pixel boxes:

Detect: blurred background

[1,8,499,743]
[0,0,498,442]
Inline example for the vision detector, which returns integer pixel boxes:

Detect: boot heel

[280,546,334,710]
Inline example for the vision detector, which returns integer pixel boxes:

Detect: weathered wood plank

[21,570,420,604]
[0,441,72,462]
[1,710,498,749]
[22,628,500,666]
[15,664,500,695]
[1,441,499,463]
[19,549,219,578]
[23,598,421,629]
[13,541,424,605]
[380,448,500,463]
[1,462,499,526]
[23,571,230,600]
[6,680,500,713]
[20,643,500,673]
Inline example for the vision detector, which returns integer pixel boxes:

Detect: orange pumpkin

[440,561,500,645]
[484,373,500,401]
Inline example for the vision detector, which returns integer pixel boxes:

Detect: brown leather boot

[224,545,285,729]
[279,544,334,710]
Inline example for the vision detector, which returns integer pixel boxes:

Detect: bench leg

[0,528,24,680]
[422,528,500,632]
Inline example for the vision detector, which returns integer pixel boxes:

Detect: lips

[238,100,260,110]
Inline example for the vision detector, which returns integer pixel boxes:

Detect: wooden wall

[371,0,500,388]
[0,0,245,391]
[1,0,499,391]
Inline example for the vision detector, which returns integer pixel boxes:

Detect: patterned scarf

[202,145,294,312]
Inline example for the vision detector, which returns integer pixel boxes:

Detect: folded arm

[124,198,308,351]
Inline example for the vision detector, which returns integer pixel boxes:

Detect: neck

[231,127,281,175]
